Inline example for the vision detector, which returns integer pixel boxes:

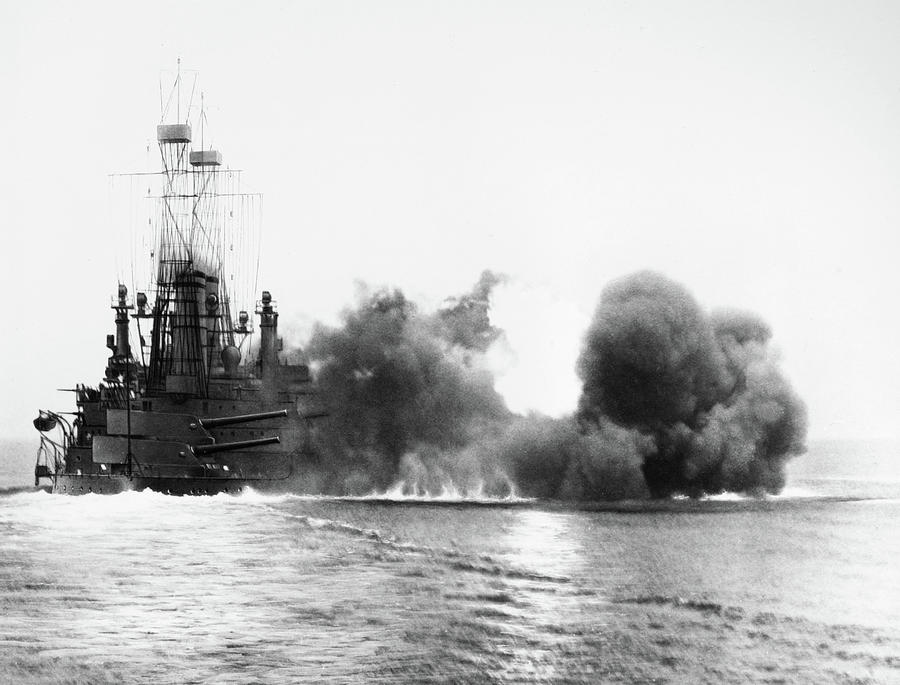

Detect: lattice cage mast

[111,66,263,397]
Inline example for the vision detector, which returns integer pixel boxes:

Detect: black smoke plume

[576,271,807,497]
[306,272,511,494]
[303,270,806,499]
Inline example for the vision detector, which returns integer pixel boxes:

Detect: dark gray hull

[51,470,300,496]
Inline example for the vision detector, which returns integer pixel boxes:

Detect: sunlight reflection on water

[505,509,580,579]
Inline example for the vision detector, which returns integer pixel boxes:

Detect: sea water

[0,440,898,684]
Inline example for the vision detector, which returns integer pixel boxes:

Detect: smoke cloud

[301,270,806,499]
[305,272,511,494]
[576,271,807,497]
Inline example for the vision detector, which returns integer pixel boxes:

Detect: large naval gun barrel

[198,409,288,429]
[193,436,281,456]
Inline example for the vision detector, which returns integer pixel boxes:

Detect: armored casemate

[33,69,324,495]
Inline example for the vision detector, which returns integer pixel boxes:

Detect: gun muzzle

[198,409,288,429]
[193,436,280,456]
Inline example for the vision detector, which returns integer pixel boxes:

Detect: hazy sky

[1,1,898,441]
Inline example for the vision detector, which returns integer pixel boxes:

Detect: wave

[243,500,572,585]
[565,493,886,514]
[615,594,746,619]
[334,493,535,507]
[5,481,895,512]
[614,592,900,665]
[349,479,536,505]
[215,482,537,507]
[695,487,828,501]
[0,485,46,497]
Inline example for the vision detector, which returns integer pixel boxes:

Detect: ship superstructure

[32,71,322,495]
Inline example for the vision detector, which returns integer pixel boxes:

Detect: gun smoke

[576,271,807,498]
[302,270,806,500]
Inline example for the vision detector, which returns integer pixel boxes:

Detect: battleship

[32,73,323,495]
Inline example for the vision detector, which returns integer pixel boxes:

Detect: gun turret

[193,436,280,456]
[198,409,288,429]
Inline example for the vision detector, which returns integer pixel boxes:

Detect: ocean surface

[0,439,898,684]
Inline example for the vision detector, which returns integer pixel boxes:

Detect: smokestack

[165,270,207,395]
